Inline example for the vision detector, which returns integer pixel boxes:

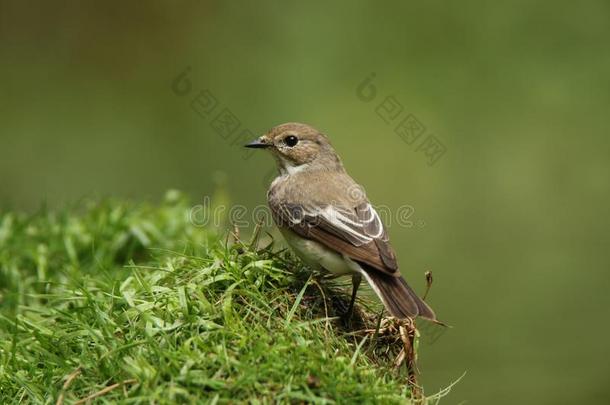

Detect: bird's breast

[279,227,358,276]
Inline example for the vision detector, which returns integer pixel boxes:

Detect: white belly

[279,228,361,276]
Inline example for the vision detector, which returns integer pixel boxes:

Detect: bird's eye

[284,135,299,147]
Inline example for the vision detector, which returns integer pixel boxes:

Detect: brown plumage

[246,122,437,321]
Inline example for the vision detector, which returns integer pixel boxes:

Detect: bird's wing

[271,200,399,276]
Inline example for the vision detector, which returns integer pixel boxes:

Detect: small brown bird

[246,122,437,321]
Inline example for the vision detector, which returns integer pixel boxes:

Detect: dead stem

[55,366,82,405]
[401,319,423,402]
[74,379,137,404]
[311,278,331,334]
[423,271,433,301]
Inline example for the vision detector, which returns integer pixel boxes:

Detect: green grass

[0,192,448,404]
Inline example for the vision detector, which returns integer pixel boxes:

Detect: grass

[0,191,448,404]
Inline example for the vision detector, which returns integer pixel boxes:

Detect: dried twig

[232,223,241,242]
[249,219,263,250]
[393,347,406,370]
[56,366,82,405]
[311,278,331,333]
[401,319,423,402]
[74,379,137,405]
[422,271,433,301]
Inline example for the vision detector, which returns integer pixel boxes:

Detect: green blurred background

[1,1,609,403]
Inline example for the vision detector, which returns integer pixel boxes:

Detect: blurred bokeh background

[1,1,609,403]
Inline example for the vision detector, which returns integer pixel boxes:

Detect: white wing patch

[319,204,385,245]
[277,201,387,246]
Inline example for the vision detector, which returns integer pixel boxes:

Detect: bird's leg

[345,273,362,320]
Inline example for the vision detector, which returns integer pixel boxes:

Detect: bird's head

[245,122,342,174]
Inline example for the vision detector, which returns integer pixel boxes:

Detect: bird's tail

[361,267,437,321]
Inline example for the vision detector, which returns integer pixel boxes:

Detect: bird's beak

[244,136,271,149]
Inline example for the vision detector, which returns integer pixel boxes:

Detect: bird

[245,122,437,321]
